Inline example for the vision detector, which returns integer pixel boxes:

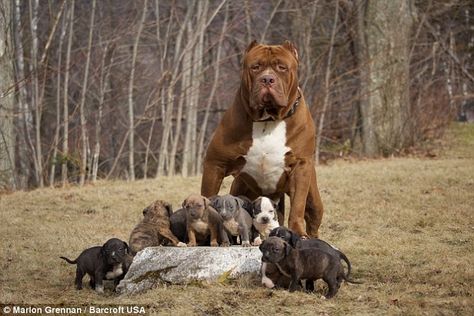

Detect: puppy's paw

[210,241,219,247]
[177,242,187,247]
[187,242,197,247]
[95,285,104,294]
[241,241,251,247]
[252,236,262,246]
[220,241,230,247]
[261,276,275,289]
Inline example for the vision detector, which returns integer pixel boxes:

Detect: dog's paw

[187,242,197,247]
[95,285,105,294]
[219,241,230,247]
[242,241,251,247]
[210,241,219,247]
[252,236,262,246]
[177,242,187,247]
[261,276,275,289]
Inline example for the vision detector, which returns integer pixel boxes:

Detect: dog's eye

[277,64,287,71]
[251,64,260,71]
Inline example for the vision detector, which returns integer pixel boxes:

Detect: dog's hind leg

[75,268,85,290]
[89,275,95,289]
[304,168,324,238]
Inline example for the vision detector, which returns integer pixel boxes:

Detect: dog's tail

[342,274,363,284]
[60,256,77,264]
[339,251,352,278]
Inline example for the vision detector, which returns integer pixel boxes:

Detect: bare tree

[0,0,16,189]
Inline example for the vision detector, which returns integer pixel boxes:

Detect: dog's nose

[260,74,275,86]
[261,217,269,224]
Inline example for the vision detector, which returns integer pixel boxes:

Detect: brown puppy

[183,194,230,247]
[260,237,356,298]
[129,200,186,255]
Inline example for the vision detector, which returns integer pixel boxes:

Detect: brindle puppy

[129,200,186,255]
[183,194,230,247]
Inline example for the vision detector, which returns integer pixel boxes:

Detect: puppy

[267,226,354,291]
[211,194,256,247]
[60,238,129,293]
[128,200,186,255]
[260,237,354,298]
[251,197,280,245]
[183,194,230,247]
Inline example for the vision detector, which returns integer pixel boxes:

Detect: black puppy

[60,238,130,293]
[267,226,355,291]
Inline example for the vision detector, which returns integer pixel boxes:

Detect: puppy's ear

[165,203,173,217]
[203,197,211,209]
[285,242,292,256]
[142,207,149,216]
[123,242,130,254]
[234,197,243,208]
[290,231,300,248]
[182,199,187,209]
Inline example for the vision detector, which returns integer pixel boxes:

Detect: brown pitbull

[183,194,230,247]
[201,41,324,238]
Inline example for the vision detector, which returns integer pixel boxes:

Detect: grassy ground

[1,123,473,315]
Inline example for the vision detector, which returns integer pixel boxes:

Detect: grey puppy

[268,226,354,291]
[60,238,130,293]
[260,237,356,298]
[211,194,255,247]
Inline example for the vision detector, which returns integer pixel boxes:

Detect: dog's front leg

[94,272,105,293]
[239,224,251,247]
[187,228,197,247]
[287,160,312,237]
[201,162,225,197]
[288,273,300,292]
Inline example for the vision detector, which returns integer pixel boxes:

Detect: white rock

[117,246,262,295]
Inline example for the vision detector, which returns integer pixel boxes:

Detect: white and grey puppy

[251,196,280,246]
[211,194,254,247]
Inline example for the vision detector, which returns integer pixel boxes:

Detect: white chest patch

[192,219,209,234]
[242,121,290,194]
[223,218,240,235]
[105,264,123,280]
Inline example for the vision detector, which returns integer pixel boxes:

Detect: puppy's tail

[339,251,352,278]
[60,256,77,264]
[342,274,363,284]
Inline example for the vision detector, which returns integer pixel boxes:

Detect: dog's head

[142,200,173,222]
[182,194,210,220]
[211,194,243,221]
[101,238,129,265]
[259,236,291,263]
[269,226,300,247]
[252,197,279,225]
[240,41,300,122]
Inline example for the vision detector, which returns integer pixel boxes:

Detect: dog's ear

[203,197,211,209]
[234,197,243,209]
[245,40,258,54]
[289,231,300,248]
[284,242,292,257]
[282,40,299,62]
[165,202,173,217]
[123,242,130,254]
[182,199,187,209]
[142,206,149,216]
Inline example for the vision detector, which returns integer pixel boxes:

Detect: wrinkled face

[211,195,241,220]
[253,197,278,225]
[102,238,128,265]
[142,200,173,222]
[183,194,208,220]
[269,226,293,243]
[241,41,300,121]
[259,237,288,263]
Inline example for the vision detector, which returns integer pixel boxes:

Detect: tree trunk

[78,0,96,186]
[62,0,74,186]
[29,0,43,187]
[128,0,148,181]
[356,0,414,156]
[0,0,16,189]
[13,0,31,188]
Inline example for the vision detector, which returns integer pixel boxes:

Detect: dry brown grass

[1,123,473,315]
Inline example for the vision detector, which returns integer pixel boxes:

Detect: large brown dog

[201,41,324,238]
